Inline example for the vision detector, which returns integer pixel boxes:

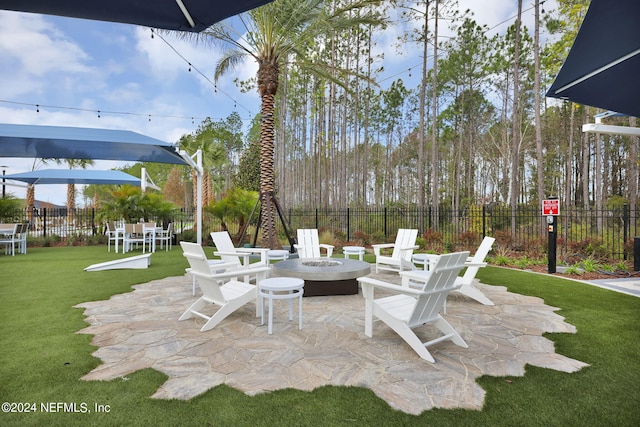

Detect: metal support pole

[548,214,557,273]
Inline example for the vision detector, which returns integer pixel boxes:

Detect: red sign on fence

[542,199,560,216]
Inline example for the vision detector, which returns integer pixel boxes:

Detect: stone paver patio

[75,270,588,415]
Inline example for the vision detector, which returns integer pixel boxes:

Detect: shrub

[352,230,369,245]
[456,231,477,252]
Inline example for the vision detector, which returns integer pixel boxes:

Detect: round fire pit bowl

[271,258,371,296]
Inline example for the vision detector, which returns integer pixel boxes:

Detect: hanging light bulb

[188,63,192,72]
[150,29,154,39]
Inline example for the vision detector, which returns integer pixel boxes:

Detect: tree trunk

[258,57,279,249]
[510,0,522,237]
[629,117,638,227]
[430,0,439,230]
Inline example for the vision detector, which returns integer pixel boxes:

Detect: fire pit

[271,258,371,296]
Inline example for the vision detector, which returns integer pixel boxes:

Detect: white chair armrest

[464,261,487,268]
[357,277,425,297]
[319,244,334,257]
[372,243,394,256]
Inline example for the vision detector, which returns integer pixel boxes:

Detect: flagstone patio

[75,270,588,415]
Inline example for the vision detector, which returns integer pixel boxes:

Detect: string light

[0,99,222,122]
[149,28,251,114]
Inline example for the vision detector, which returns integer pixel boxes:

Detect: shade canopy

[546,0,640,117]
[4,169,142,186]
[0,0,274,32]
[0,123,188,165]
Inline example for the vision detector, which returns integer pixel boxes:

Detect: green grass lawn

[1,246,639,426]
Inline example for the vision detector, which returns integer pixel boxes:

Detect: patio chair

[155,223,173,251]
[417,236,496,307]
[179,242,270,331]
[454,236,495,306]
[0,223,18,256]
[372,229,419,273]
[15,223,28,254]
[123,223,145,253]
[294,229,334,258]
[105,221,120,253]
[210,231,270,266]
[357,251,470,362]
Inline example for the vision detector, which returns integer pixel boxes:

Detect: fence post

[384,207,388,238]
[623,204,629,260]
[91,208,96,235]
[482,205,487,238]
[315,209,319,230]
[42,208,47,238]
[347,208,350,241]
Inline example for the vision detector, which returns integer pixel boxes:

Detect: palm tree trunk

[259,92,278,248]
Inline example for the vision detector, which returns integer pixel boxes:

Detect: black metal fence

[284,205,639,261]
[8,204,639,260]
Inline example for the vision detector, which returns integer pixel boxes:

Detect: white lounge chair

[455,236,495,306]
[357,251,470,362]
[210,231,270,266]
[420,236,495,307]
[179,242,270,332]
[372,228,419,273]
[294,229,334,258]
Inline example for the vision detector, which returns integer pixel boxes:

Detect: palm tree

[177,0,384,248]
[59,159,94,224]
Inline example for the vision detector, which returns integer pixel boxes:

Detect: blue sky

[0,1,552,205]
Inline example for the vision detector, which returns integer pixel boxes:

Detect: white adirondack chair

[454,236,495,306]
[179,242,270,332]
[294,229,334,258]
[210,231,269,267]
[357,251,470,362]
[372,229,419,273]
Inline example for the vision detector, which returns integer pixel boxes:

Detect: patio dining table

[115,224,163,254]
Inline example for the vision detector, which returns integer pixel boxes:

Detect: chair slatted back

[180,242,226,304]
[407,251,469,328]
[391,229,418,260]
[210,231,243,265]
[460,237,495,285]
[296,229,321,258]
[124,223,136,235]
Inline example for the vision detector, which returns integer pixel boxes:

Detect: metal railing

[6,204,639,260]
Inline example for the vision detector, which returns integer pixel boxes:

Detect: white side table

[343,246,365,261]
[412,254,440,271]
[267,249,289,263]
[259,277,304,334]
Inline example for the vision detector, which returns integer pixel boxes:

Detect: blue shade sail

[0,0,274,32]
[0,124,188,165]
[546,0,640,117]
[3,169,142,186]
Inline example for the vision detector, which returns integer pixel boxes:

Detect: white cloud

[0,11,92,77]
